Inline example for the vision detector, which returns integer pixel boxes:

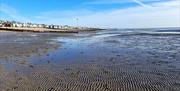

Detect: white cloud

[83,0,128,4]
[83,0,162,5]
[132,0,152,8]
[0,3,32,22]
[35,0,180,28]
[0,0,179,28]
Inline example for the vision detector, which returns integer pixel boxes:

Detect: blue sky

[0,0,180,28]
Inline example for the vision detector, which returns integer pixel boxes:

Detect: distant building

[13,23,23,27]
[63,25,70,29]
[48,25,55,29]
[0,20,3,27]
[3,22,12,27]
[0,20,92,30]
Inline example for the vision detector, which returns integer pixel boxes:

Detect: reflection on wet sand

[0,29,180,91]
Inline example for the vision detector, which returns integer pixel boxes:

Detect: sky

[0,0,180,28]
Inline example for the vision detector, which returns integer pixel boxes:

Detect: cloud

[35,9,94,19]
[83,0,162,5]
[83,0,128,5]
[1,0,179,28]
[0,3,32,22]
[34,9,96,25]
[132,0,152,8]
[35,0,180,28]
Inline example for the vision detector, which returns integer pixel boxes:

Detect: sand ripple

[1,63,179,91]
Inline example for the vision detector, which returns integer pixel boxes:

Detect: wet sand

[0,27,102,33]
[0,29,180,91]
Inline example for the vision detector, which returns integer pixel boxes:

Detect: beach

[0,28,180,91]
[0,27,102,33]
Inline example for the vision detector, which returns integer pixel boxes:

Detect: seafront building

[0,20,88,30]
[0,20,3,27]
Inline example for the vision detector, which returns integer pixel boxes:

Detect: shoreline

[0,27,104,33]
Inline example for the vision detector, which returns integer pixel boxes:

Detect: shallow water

[0,28,180,91]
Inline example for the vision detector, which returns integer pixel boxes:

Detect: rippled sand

[0,29,180,91]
